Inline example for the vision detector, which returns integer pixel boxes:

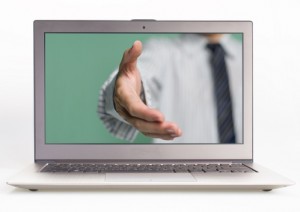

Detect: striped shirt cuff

[98,71,138,142]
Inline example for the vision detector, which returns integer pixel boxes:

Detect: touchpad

[105,173,196,182]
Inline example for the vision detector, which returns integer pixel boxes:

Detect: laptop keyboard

[40,163,256,173]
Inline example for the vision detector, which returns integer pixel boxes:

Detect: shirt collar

[218,34,235,58]
[182,34,236,58]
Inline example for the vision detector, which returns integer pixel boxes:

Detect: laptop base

[7,162,294,191]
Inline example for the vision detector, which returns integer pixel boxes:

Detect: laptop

[7,20,294,191]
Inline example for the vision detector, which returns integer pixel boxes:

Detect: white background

[0,0,299,211]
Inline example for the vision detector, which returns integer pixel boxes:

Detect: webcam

[130,19,156,30]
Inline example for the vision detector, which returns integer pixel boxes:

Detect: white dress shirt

[98,34,242,143]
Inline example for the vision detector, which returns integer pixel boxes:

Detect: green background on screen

[45,33,242,144]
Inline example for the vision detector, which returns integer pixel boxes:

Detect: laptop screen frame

[34,20,253,161]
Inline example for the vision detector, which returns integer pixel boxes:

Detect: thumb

[124,40,142,65]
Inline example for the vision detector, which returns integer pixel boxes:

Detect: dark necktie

[206,43,236,144]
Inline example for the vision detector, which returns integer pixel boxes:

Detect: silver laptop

[7,20,294,191]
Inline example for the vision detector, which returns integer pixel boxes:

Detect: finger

[116,88,164,122]
[115,94,164,123]
[125,115,181,136]
[124,97,164,122]
[143,133,175,141]
[122,40,142,66]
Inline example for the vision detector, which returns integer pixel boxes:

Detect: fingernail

[167,129,175,133]
[178,129,182,135]
[171,134,177,137]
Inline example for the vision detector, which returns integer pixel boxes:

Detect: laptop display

[33,21,252,160]
[44,33,243,144]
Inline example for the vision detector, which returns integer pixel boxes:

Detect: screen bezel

[34,20,253,161]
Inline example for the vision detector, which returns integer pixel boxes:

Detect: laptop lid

[34,20,252,161]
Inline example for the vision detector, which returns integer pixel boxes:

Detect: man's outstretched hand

[113,40,182,140]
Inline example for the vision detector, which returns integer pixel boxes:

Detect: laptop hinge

[35,159,253,164]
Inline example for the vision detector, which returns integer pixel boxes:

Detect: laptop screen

[45,33,243,144]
